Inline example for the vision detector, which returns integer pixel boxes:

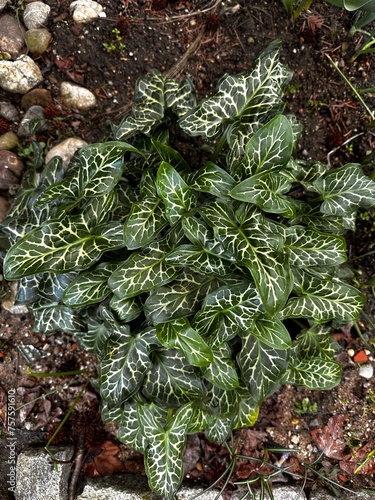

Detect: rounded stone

[21,88,53,109]
[25,28,52,56]
[60,82,97,111]
[0,55,43,94]
[17,105,47,138]
[0,1,8,13]
[0,132,19,150]
[0,101,18,121]
[45,137,88,169]
[0,14,26,59]
[70,0,106,23]
[23,1,51,29]
[0,150,24,189]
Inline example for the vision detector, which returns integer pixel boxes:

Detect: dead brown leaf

[310,414,348,459]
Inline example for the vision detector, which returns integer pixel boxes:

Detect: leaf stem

[325,54,375,121]
[45,380,89,461]
[26,366,90,377]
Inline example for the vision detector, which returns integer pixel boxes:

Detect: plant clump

[1,40,375,498]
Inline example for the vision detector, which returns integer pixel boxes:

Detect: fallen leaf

[311,414,348,459]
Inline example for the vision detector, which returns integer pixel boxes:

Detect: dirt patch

[0,0,375,498]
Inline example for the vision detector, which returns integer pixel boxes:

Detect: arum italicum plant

[1,40,375,497]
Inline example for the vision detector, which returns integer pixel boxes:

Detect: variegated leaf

[285,226,347,267]
[233,115,294,179]
[124,197,167,250]
[109,295,143,322]
[77,141,141,197]
[179,40,292,140]
[165,244,234,276]
[81,190,118,227]
[237,334,289,403]
[292,200,357,234]
[285,358,342,390]
[281,273,366,323]
[165,76,196,116]
[108,245,177,299]
[99,326,152,404]
[181,215,234,261]
[31,301,84,334]
[156,162,197,225]
[205,385,238,418]
[203,342,239,390]
[16,275,40,304]
[189,162,236,198]
[205,416,233,443]
[200,201,292,314]
[230,170,295,216]
[251,315,292,349]
[193,282,263,345]
[38,272,76,303]
[294,324,339,361]
[144,271,218,324]
[313,163,375,216]
[113,71,166,140]
[63,262,117,307]
[152,140,190,172]
[4,215,125,279]
[142,349,205,406]
[139,403,193,499]
[233,392,260,429]
[117,400,149,453]
[156,318,213,367]
[75,315,113,357]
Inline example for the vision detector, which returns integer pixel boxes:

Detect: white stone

[70,0,105,23]
[45,137,88,169]
[358,363,374,380]
[0,55,43,94]
[0,0,7,12]
[60,81,97,110]
[15,447,73,500]
[23,1,51,29]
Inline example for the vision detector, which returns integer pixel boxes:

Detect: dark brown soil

[0,0,375,499]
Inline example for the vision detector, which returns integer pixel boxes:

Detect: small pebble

[358,364,373,379]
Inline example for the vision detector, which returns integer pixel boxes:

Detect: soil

[0,0,375,499]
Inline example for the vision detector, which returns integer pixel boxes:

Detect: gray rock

[23,1,51,29]
[60,81,97,110]
[0,101,18,121]
[0,150,24,189]
[0,14,26,59]
[15,446,73,500]
[25,28,52,56]
[17,105,47,138]
[70,0,106,23]
[0,1,8,12]
[45,137,88,169]
[0,55,43,94]
[0,131,19,150]
[310,489,374,500]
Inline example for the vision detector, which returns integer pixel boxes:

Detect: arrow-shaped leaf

[99,326,152,404]
[156,162,197,225]
[156,318,213,367]
[281,272,365,323]
[313,163,375,216]
[237,334,289,404]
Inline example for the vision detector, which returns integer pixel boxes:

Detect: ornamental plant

[1,40,375,498]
